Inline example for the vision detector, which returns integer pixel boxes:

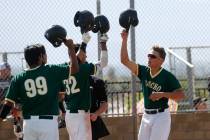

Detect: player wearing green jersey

[0,38,78,140]
[120,30,185,140]
[0,62,24,140]
[63,33,108,140]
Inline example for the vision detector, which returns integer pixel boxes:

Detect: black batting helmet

[44,25,67,47]
[119,9,139,31]
[92,15,110,34]
[74,10,94,34]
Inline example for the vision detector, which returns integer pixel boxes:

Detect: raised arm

[120,30,138,75]
[98,34,108,68]
[64,39,79,74]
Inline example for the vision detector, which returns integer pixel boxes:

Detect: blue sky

[1,0,210,77]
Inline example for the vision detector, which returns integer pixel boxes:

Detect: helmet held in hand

[44,25,67,47]
[92,15,110,34]
[119,9,139,32]
[74,10,94,34]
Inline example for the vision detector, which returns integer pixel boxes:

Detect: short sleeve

[5,77,19,104]
[49,64,70,81]
[166,72,182,92]
[137,65,149,80]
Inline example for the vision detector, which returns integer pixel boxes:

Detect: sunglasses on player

[147,54,158,59]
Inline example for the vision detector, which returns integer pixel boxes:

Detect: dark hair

[152,45,166,60]
[24,44,46,67]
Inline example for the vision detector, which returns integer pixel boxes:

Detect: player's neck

[150,67,162,75]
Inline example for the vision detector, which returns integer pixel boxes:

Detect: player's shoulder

[92,76,104,82]
[79,62,94,69]
[44,63,69,70]
[47,62,68,67]
[161,68,173,75]
[138,65,150,74]
[161,68,177,79]
[11,71,26,82]
[81,62,94,66]
[90,76,105,87]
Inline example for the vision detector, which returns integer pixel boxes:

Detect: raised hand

[82,32,91,44]
[100,34,109,43]
[63,39,74,49]
[121,30,128,41]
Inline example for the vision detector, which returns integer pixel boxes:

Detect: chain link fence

[1,0,210,116]
[165,46,210,112]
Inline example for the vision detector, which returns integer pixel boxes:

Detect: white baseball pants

[138,108,171,140]
[65,110,92,140]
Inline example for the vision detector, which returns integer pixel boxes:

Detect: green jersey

[5,64,69,118]
[137,65,181,109]
[64,63,96,111]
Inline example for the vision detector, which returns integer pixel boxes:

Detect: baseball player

[89,76,110,140]
[0,38,79,140]
[63,33,108,140]
[120,30,185,140]
[57,76,110,140]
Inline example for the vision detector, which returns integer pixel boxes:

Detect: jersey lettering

[63,76,80,95]
[145,80,161,91]
[24,76,48,97]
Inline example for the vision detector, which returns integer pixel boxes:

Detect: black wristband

[80,42,87,53]
[0,104,12,119]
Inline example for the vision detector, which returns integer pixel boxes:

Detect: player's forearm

[64,39,79,74]
[163,90,185,101]
[98,50,108,68]
[94,102,108,116]
[68,47,79,74]
[100,42,107,51]
[120,38,130,65]
[96,42,108,68]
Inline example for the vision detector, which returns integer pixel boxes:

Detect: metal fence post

[130,0,137,139]
[186,47,195,107]
[96,0,101,61]
[96,0,103,78]
[2,52,8,62]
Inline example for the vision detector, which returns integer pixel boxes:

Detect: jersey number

[24,77,48,98]
[63,76,80,95]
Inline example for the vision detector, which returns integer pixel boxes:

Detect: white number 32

[63,76,80,95]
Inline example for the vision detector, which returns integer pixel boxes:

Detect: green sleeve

[80,63,96,76]
[166,72,182,92]
[49,64,69,81]
[138,64,149,80]
[5,77,19,104]
[89,63,96,75]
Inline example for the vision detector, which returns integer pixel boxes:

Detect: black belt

[145,108,167,114]
[24,115,54,120]
[68,109,89,113]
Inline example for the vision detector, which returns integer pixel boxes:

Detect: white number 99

[25,76,48,97]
